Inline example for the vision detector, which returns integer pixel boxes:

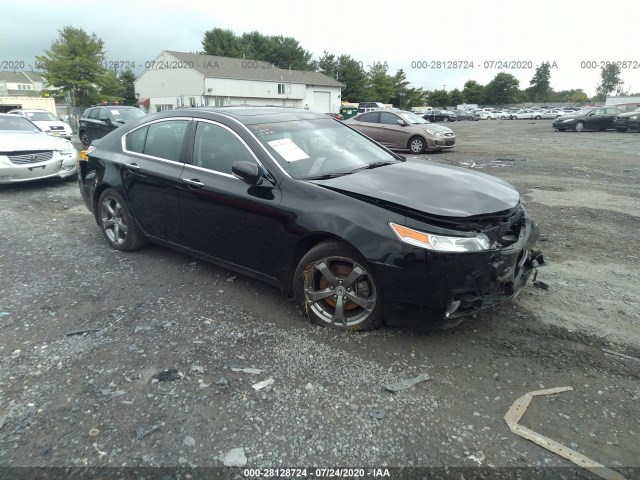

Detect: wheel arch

[283,232,364,298]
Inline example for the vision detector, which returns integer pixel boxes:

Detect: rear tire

[97,188,146,251]
[80,131,91,149]
[293,241,384,331]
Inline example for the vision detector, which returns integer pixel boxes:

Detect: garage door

[312,91,331,113]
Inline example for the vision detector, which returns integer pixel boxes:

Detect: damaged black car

[78,107,543,331]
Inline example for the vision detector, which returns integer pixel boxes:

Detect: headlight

[425,129,443,136]
[59,140,75,155]
[389,222,490,252]
[630,115,638,120]
[563,118,576,123]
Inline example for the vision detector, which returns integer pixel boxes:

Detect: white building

[135,51,344,114]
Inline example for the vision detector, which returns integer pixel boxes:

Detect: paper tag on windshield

[268,138,309,162]
[111,110,119,115]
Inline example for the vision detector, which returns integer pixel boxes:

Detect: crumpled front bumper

[380,218,544,326]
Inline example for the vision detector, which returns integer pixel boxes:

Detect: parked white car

[509,109,536,120]
[7,109,73,140]
[0,114,78,184]
[533,109,565,119]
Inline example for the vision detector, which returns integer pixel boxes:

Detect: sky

[2,0,639,98]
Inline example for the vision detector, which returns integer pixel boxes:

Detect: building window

[214,97,226,107]
[277,83,290,94]
[156,104,174,112]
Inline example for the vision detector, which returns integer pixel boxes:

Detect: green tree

[448,88,465,107]
[462,80,485,104]
[36,26,106,106]
[595,63,623,101]
[364,63,395,103]
[484,73,520,105]
[201,28,243,57]
[426,89,451,108]
[238,31,315,70]
[98,70,124,103]
[529,62,552,102]
[335,55,367,102]
[119,69,137,105]
[201,29,315,70]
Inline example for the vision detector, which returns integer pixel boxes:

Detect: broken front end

[379,203,544,326]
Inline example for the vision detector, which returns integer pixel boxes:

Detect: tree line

[36,26,631,108]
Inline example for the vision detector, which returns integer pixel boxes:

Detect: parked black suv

[79,105,146,148]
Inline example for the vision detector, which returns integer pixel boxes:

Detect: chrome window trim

[121,117,191,165]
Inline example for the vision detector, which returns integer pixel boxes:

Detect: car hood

[0,131,70,152]
[310,159,520,217]
[417,123,453,133]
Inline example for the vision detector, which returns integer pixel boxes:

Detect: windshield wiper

[347,161,397,173]
[298,171,355,180]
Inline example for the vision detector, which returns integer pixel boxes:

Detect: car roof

[149,106,328,125]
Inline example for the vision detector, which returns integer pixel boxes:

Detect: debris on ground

[223,447,247,467]
[231,367,264,374]
[384,373,431,392]
[152,369,182,382]
[602,349,640,362]
[135,425,160,440]
[252,378,275,390]
[369,408,385,419]
[504,387,626,480]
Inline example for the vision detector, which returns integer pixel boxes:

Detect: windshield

[0,116,42,132]
[573,108,595,116]
[111,108,146,121]
[247,118,400,180]
[25,111,59,122]
[397,112,429,124]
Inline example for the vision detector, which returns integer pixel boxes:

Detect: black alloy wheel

[98,188,146,251]
[294,241,383,331]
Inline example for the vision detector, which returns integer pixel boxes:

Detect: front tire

[443,117,449,122]
[293,241,383,331]
[97,188,146,251]
[408,136,426,154]
[574,121,585,132]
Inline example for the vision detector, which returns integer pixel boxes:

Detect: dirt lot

[1,119,639,479]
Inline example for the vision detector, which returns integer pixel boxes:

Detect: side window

[125,126,148,153]
[98,109,109,121]
[358,112,379,123]
[594,108,605,115]
[143,120,189,162]
[379,112,398,125]
[193,122,256,175]
[89,109,100,120]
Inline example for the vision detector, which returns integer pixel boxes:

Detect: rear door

[120,118,190,243]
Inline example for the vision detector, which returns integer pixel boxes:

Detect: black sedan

[552,106,623,132]
[614,107,640,132]
[79,107,542,331]
[422,109,457,122]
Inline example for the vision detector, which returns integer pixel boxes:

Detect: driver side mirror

[232,161,265,186]
[396,119,407,126]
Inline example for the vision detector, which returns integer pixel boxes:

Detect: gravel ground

[0,119,639,479]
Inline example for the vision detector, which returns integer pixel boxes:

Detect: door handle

[127,163,140,171]
[182,178,204,188]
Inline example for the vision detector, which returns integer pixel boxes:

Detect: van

[357,102,385,114]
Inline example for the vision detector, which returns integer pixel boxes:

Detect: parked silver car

[0,114,78,184]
